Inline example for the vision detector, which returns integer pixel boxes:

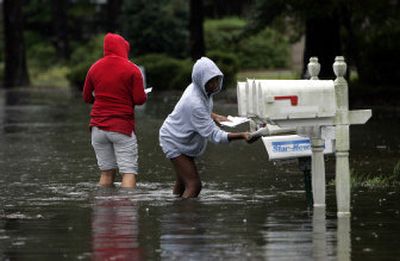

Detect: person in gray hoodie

[159,57,254,198]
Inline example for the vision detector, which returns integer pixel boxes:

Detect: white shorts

[91,127,139,174]
[159,137,181,159]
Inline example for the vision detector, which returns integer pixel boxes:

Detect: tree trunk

[52,0,70,61]
[302,15,342,79]
[3,0,30,88]
[189,0,205,61]
[107,0,122,33]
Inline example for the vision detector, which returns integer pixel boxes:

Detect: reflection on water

[160,200,208,260]
[312,207,328,261]
[0,88,399,260]
[337,216,351,261]
[91,189,144,261]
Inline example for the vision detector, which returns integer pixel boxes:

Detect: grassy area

[1,60,72,88]
[237,69,299,81]
[29,64,70,88]
[327,161,400,189]
[328,175,400,189]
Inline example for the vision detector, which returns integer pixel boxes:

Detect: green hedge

[67,38,194,91]
[135,54,192,90]
[204,17,246,53]
[67,34,103,89]
[236,28,289,69]
[26,40,58,70]
[136,53,239,90]
[67,45,239,91]
[204,17,290,70]
[121,0,189,58]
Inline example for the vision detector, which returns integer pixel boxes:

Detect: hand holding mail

[247,127,270,143]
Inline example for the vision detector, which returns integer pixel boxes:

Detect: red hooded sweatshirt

[83,33,147,136]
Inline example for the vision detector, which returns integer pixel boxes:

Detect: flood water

[0,87,399,260]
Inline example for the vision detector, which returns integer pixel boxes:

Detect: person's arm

[132,67,147,106]
[193,108,255,144]
[192,107,229,144]
[82,72,94,104]
[227,132,250,141]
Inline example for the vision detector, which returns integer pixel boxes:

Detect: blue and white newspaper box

[238,57,372,216]
[262,134,334,160]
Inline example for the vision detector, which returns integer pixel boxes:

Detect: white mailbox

[237,79,336,121]
[237,56,372,216]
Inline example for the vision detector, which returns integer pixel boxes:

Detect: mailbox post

[308,57,326,208]
[333,57,351,216]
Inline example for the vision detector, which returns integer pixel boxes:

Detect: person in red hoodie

[83,33,147,188]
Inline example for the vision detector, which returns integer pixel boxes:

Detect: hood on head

[191,57,224,96]
[103,33,130,58]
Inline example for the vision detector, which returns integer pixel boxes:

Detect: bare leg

[99,169,116,187]
[171,155,202,198]
[121,173,137,188]
[173,175,185,196]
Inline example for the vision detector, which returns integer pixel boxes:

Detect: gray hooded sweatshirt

[159,57,229,159]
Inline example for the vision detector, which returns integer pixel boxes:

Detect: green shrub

[136,52,239,90]
[27,41,58,70]
[207,50,239,88]
[68,62,92,89]
[347,163,400,189]
[170,63,193,90]
[121,0,189,58]
[236,28,289,69]
[204,17,290,70]
[30,65,70,88]
[204,17,246,52]
[68,38,193,91]
[135,53,192,90]
[67,34,103,89]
